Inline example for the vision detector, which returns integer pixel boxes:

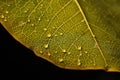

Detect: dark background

[1,23,120,79]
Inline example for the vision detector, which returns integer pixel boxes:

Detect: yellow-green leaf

[0,0,120,72]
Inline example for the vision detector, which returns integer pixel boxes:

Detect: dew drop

[5,11,9,14]
[55,34,58,37]
[40,4,43,7]
[47,19,49,22]
[43,28,47,31]
[77,46,82,51]
[79,53,82,56]
[47,33,52,38]
[1,14,4,19]
[27,19,31,23]
[40,51,43,54]
[93,34,96,38]
[55,51,58,53]
[31,24,35,26]
[44,44,49,49]
[7,4,10,7]
[68,52,71,55]
[59,58,63,63]
[38,18,41,21]
[60,33,63,36]
[81,19,85,22]
[62,49,66,53]
[77,59,81,66]
[4,18,7,22]
[47,52,51,56]
[84,51,88,54]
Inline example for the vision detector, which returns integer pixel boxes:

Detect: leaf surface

[0,0,120,72]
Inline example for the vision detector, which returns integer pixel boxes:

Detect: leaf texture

[0,0,120,72]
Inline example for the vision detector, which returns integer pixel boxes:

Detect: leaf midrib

[75,0,107,67]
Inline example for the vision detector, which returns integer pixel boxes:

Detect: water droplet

[27,19,31,23]
[1,15,4,18]
[81,19,85,22]
[38,18,41,21]
[77,46,82,51]
[79,53,82,56]
[24,10,27,13]
[4,18,7,22]
[31,24,35,26]
[40,51,43,54]
[47,52,51,56]
[43,28,47,31]
[62,49,66,53]
[7,4,10,7]
[5,11,9,14]
[77,59,81,66]
[44,44,49,49]
[55,34,58,37]
[59,58,63,63]
[47,33,52,38]
[47,19,49,22]
[55,51,58,53]
[40,4,43,7]
[93,34,95,38]
[60,33,63,36]
[68,52,71,55]
[84,51,88,54]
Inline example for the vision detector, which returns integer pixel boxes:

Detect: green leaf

[0,0,120,72]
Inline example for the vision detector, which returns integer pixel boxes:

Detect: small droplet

[4,18,7,22]
[84,51,88,54]
[79,53,82,56]
[5,11,9,14]
[77,46,82,51]
[40,51,43,54]
[27,19,31,23]
[7,4,10,7]
[55,51,58,53]
[81,19,85,22]
[62,49,66,53]
[44,44,49,49]
[77,59,81,66]
[38,18,41,21]
[47,19,49,22]
[24,10,28,13]
[1,15,4,18]
[43,28,47,31]
[60,33,63,36]
[68,52,71,55]
[31,24,35,26]
[40,4,43,7]
[59,58,63,63]
[47,33,52,38]
[93,34,96,38]
[47,52,51,56]
[55,34,58,37]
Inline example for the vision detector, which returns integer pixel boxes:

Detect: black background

[1,23,120,79]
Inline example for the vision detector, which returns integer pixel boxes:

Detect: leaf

[0,0,120,72]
